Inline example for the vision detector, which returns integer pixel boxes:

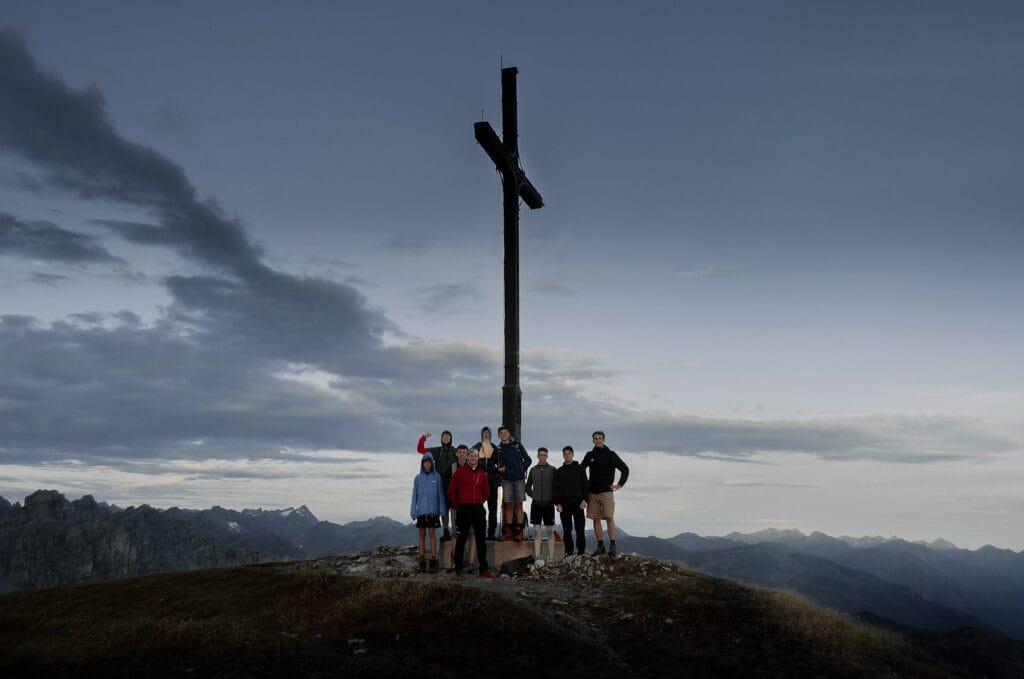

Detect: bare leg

[593,518,604,542]
[607,518,617,541]
[428,527,437,557]
[418,527,426,556]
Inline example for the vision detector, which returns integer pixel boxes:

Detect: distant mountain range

[2,490,1021,641]
[0,490,415,593]
[650,527,1024,639]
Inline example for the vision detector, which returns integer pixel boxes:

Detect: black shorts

[529,503,555,526]
[416,514,441,529]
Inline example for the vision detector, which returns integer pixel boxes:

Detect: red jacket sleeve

[417,435,428,454]
[447,467,460,507]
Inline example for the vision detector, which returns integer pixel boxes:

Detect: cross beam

[474,66,543,442]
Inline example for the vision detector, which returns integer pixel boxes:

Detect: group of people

[409,426,630,580]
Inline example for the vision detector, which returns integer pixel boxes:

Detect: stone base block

[442,534,564,571]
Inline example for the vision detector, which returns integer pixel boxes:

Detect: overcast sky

[1,2,1021,549]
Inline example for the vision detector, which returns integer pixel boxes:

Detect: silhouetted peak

[21,490,71,521]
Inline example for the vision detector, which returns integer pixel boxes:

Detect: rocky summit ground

[284,546,959,678]
[289,546,688,662]
[0,546,965,678]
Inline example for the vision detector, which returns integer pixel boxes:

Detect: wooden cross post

[474,66,544,443]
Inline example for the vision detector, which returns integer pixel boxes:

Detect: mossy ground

[0,557,964,678]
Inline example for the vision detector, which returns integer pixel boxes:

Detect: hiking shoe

[592,544,606,556]
[499,527,513,542]
[513,528,524,542]
[479,570,496,579]
[608,545,618,558]
[418,558,427,574]
[455,572,464,581]
[428,558,438,574]
[486,534,497,541]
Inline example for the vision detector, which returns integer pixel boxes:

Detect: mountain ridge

[2,489,1021,640]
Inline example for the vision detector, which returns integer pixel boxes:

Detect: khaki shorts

[586,491,615,519]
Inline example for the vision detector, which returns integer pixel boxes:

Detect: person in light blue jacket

[410,452,447,573]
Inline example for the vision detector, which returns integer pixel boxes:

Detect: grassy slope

[0,561,962,678]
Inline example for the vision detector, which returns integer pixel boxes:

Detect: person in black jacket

[552,445,588,557]
[580,431,629,557]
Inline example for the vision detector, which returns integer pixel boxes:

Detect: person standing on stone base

[450,445,477,570]
[580,431,629,557]
[471,426,500,540]
[525,447,557,562]
[489,426,532,541]
[410,452,446,573]
[418,430,458,540]
[553,445,588,558]
[448,448,496,581]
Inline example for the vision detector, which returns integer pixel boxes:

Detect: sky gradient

[1,2,1022,548]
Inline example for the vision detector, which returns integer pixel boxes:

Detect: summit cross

[474,66,544,443]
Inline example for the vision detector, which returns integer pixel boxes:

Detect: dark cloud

[0,28,396,362]
[1,30,1016,470]
[90,218,178,246]
[0,31,514,464]
[0,313,390,461]
[0,31,199,209]
[68,312,105,325]
[0,309,1017,467]
[29,272,71,286]
[0,212,123,264]
[609,412,1021,463]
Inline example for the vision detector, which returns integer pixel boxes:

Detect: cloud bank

[0,28,1019,471]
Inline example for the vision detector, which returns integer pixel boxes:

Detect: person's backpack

[498,555,534,577]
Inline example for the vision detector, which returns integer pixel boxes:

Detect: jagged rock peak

[21,489,71,520]
[25,489,66,505]
[0,494,12,515]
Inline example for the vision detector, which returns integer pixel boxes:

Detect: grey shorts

[501,479,526,502]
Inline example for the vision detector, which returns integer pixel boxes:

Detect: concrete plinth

[443,534,564,570]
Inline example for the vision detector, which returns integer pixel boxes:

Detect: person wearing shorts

[581,431,629,557]
[410,452,446,573]
[489,426,532,541]
[417,430,458,540]
[525,447,557,561]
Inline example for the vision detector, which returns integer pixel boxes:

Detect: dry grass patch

[0,565,615,678]
[599,568,962,678]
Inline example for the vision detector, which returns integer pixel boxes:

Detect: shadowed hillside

[0,549,960,678]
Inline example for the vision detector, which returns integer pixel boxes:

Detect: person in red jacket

[447,449,496,580]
